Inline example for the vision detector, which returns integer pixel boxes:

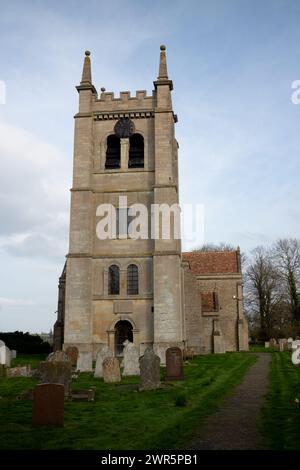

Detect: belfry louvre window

[108,265,120,295]
[128,134,144,168]
[105,135,121,169]
[127,264,139,295]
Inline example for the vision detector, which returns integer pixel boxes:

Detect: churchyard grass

[11,354,47,369]
[0,352,256,450]
[262,351,300,450]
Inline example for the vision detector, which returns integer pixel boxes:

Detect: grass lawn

[262,351,300,450]
[0,352,256,450]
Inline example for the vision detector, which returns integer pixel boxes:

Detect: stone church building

[53,46,249,362]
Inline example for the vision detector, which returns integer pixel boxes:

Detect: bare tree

[244,246,282,341]
[272,238,300,321]
[192,242,235,252]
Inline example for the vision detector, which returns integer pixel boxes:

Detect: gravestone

[279,338,288,352]
[76,352,93,372]
[265,342,270,348]
[65,346,79,367]
[5,347,11,367]
[287,338,293,350]
[165,347,184,381]
[183,347,194,361]
[269,338,277,348]
[39,361,72,395]
[0,341,7,366]
[11,350,17,359]
[122,340,140,376]
[139,347,161,391]
[47,351,69,362]
[103,357,121,383]
[94,345,113,378]
[7,365,31,378]
[32,383,64,427]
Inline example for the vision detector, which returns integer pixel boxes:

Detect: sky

[0,0,300,332]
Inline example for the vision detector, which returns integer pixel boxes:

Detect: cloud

[0,121,70,261]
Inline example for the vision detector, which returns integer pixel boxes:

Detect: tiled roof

[182,251,240,275]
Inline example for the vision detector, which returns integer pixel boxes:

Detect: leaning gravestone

[94,345,113,378]
[65,346,79,367]
[47,351,69,362]
[139,347,161,391]
[76,352,93,372]
[122,340,140,376]
[165,347,184,381]
[103,357,121,383]
[32,383,64,427]
[39,361,72,395]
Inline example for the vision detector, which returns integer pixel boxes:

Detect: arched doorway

[115,320,133,356]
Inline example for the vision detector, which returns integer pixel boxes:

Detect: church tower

[63,46,184,362]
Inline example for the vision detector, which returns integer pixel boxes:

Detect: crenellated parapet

[92,89,155,114]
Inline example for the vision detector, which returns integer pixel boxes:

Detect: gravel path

[187,353,271,450]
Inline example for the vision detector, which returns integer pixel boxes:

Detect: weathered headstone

[5,347,11,367]
[32,383,64,427]
[65,346,79,367]
[39,361,72,395]
[94,345,113,378]
[139,347,161,391]
[7,365,31,378]
[76,352,93,372]
[183,347,194,361]
[265,341,270,348]
[122,340,140,376]
[11,350,17,359]
[165,347,184,381]
[287,338,293,350]
[0,340,5,365]
[279,338,288,352]
[47,350,69,362]
[103,357,121,383]
[71,389,96,402]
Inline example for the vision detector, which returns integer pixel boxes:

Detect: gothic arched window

[128,134,144,168]
[105,135,121,169]
[127,264,139,295]
[108,265,120,295]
